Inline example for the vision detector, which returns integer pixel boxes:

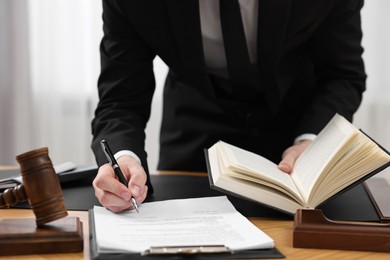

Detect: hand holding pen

[100,140,140,213]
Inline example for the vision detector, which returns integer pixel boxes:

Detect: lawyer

[91,0,366,212]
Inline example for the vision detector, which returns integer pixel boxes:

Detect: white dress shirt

[199,0,259,69]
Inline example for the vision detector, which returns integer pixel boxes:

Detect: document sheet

[93,196,274,254]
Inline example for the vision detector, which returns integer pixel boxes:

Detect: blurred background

[1,0,389,176]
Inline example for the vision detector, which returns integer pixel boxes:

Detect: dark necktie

[220,0,255,98]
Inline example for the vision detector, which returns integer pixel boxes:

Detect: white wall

[354,1,390,177]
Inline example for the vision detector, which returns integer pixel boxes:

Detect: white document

[93,196,274,254]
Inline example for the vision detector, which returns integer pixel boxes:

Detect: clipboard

[88,209,285,259]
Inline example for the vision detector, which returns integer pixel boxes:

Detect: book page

[291,114,357,204]
[93,196,274,254]
[218,141,302,202]
[208,144,303,214]
[308,134,390,206]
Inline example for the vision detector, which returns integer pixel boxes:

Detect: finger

[135,185,148,205]
[93,164,131,201]
[126,164,147,198]
[129,175,146,198]
[94,188,132,212]
[278,140,312,173]
[278,148,297,173]
[106,204,133,213]
[128,185,148,212]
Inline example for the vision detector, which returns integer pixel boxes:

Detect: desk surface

[1,168,389,259]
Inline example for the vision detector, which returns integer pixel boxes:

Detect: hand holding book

[206,114,390,214]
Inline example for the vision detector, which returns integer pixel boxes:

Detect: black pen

[100,140,139,213]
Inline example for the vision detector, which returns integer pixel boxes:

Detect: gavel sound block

[0,148,83,256]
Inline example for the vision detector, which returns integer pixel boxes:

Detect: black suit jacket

[91,0,366,174]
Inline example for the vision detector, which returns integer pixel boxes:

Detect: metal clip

[142,245,232,255]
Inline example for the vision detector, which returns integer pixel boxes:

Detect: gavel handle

[0,184,28,208]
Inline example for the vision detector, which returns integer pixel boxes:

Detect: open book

[206,114,390,215]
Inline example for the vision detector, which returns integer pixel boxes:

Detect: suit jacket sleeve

[91,0,155,176]
[295,0,366,136]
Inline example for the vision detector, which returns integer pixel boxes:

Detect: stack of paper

[93,196,274,254]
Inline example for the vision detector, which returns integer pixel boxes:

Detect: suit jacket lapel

[258,0,292,113]
[165,0,214,98]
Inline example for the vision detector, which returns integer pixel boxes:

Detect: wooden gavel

[0,147,68,226]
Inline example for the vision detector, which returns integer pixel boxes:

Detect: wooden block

[364,177,390,222]
[0,216,83,255]
[293,209,390,252]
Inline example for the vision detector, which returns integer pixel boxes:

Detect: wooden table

[1,168,389,259]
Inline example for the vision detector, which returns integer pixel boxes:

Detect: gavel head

[15,147,68,226]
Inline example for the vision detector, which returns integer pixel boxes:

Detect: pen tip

[131,198,139,213]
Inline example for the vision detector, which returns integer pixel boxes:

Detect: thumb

[278,140,312,173]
